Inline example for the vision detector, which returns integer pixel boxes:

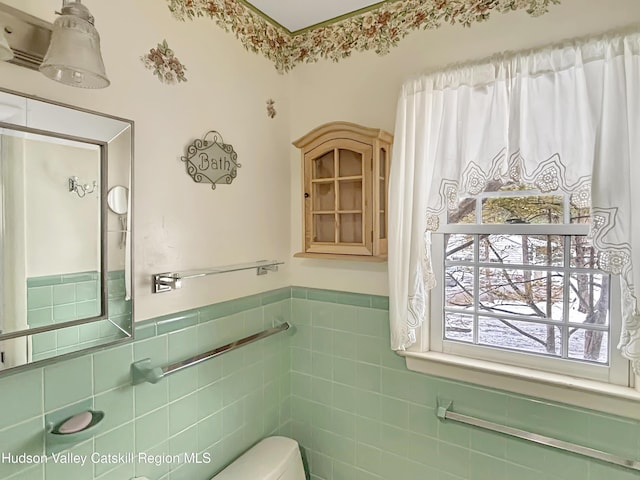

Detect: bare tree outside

[443,183,610,364]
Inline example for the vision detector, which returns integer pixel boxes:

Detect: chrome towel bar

[131,322,290,385]
[437,401,640,471]
[152,260,284,293]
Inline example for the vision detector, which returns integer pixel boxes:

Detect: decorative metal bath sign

[181,131,241,190]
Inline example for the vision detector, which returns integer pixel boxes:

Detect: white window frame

[430,224,627,386]
[402,226,640,420]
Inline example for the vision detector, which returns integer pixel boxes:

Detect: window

[388,31,640,416]
[428,186,628,385]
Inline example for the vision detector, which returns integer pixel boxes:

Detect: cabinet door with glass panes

[294,122,392,260]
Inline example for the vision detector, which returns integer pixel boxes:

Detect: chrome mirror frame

[0,86,133,374]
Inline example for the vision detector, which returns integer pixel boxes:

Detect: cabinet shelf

[294,252,387,262]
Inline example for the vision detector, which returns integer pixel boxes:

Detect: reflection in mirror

[107,185,128,215]
[2,129,103,341]
[107,185,128,250]
[0,88,133,373]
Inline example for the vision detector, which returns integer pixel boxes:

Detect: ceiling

[245,0,384,33]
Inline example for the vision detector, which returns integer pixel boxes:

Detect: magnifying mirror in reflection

[107,185,128,250]
[107,185,128,215]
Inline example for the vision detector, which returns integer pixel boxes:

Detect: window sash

[429,232,629,386]
[440,224,590,235]
[445,234,609,360]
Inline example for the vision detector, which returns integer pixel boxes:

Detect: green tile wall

[288,291,640,480]
[2,286,639,480]
[27,271,101,326]
[0,288,291,480]
[27,271,132,361]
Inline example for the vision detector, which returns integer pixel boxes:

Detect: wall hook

[69,176,97,198]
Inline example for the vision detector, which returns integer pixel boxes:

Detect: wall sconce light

[40,1,109,88]
[69,176,97,198]
[0,1,109,89]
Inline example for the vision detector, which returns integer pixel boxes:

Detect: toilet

[211,436,306,480]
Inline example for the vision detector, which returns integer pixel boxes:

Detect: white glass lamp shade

[39,2,109,88]
[0,28,13,61]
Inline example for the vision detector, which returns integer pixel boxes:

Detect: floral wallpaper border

[167,0,560,72]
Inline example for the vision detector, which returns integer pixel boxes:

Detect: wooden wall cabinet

[293,122,393,261]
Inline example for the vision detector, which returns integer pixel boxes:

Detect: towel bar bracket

[257,264,278,275]
[152,274,182,293]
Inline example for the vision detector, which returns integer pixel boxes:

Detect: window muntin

[443,233,610,365]
[448,185,585,226]
[430,187,627,384]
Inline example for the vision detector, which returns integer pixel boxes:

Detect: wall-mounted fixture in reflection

[107,185,128,215]
[0,1,109,88]
[107,185,128,249]
[68,175,97,198]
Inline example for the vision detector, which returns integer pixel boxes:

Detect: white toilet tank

[211,436,305,480]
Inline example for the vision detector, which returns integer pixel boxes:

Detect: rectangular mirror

[0,87,133,372]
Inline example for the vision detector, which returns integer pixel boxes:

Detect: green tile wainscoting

[27,271,131,361]
[27,271,101,332]
[0,286,638,480]
[0,288,292,480]
[288,290,640,480]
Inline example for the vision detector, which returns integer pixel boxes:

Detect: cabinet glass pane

[313,182,335,211]
[379,179,386,211]
[339,213,362,243]
[380,148,386,179]
[313,151,334,179]
[313,214,335,243]
[339,180,362,210]
[379,178,386,239]
[338,149,362,177]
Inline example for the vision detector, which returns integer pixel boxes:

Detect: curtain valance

[388,31,640,372]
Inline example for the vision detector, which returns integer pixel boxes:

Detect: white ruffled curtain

[388,31,640,371]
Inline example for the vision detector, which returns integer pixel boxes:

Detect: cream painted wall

[288,0,640,296]
[25,138,100,277]
[0,0,292,321]
[0,0,637,320]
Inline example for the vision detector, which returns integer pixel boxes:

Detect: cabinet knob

[304,192,310,198]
